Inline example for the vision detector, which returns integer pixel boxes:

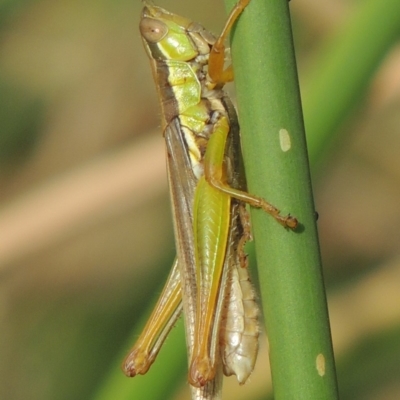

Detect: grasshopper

[123,1,297,398]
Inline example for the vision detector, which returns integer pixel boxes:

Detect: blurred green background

[1,0,400,399]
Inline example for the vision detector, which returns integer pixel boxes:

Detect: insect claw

[122,348,152,377]
[188,356,216,387]
[285,215,298,229]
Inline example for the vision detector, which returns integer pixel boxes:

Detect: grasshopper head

[140,4,199,62]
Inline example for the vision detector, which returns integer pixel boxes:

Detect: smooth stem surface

[224,0,338,399]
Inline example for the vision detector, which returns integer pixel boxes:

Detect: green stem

[223,0,338,399]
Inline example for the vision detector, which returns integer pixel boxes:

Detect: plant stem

[223,0,339,398]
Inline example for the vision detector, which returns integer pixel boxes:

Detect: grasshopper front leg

[208,0,251,85]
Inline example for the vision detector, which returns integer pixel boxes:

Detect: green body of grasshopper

[123,1,297,398]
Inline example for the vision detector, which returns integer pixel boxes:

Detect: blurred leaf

[93,303,187,400]
[337,324,400,400]
[0,80,43,164]
[0,0,41,28]
[302,0,400,167]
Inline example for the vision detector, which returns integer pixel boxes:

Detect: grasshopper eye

[140,18,168,43]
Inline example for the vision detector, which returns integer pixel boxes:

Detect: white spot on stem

[316,353,326,376]
[279,128,291,152]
